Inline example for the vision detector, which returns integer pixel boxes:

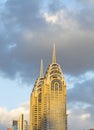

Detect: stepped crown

[45,44,63,78]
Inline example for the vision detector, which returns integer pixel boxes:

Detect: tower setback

[30,45,67,130]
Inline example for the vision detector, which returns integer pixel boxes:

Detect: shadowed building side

[30,45,67,130]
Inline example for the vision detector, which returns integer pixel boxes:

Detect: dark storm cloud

[0,0,46,81]
[61,0,94,30]
[3,0,47,31]
[0,0,94,84]
[68,75,94,105]
[74,1,94,30]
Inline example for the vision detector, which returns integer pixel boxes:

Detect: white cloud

[43,13,58,24]
[43,10,78,30]
[80,113,90,120]
[68,108,93,130]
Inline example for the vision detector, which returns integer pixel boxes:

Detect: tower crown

[32,60,44,92]
[45,44,63,79]
[45,63,63,79]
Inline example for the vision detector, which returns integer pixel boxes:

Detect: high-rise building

[12,114,29,130]
[19,114,24,130]
[30,45,67,130]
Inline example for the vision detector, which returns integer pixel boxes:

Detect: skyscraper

[30,45,67,130]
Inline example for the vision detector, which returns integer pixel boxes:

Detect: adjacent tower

[30,45,67,130]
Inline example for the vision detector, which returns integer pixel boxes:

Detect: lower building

[12,120,18,130]
[7,128,12,130]
[12,114,29,130]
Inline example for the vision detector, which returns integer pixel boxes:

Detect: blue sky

[0,0,94,130]
[0,76,31,110]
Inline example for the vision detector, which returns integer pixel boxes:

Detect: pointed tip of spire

[40,59,44,78]
[52,44,56,64]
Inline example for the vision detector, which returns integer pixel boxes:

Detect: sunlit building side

[30,45,67,130]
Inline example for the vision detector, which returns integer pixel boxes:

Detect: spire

[40,59,44,78]
[52,44,56,64]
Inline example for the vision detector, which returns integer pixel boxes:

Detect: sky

[0,0,94,130]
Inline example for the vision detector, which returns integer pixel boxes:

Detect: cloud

[43,13,58,24]
[0,1,94,130]
[68,108,94,130]
[80,113,90,120]
[67,0,94,30]
[0,0,94,84]
[0,100,94,130]
[0,102,29,130]
[65,71,94,129]
[46,0,64,13]
[67,71,94,105]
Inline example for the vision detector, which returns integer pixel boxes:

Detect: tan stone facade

[30,45,67,130]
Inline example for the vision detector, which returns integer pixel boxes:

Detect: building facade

[30,45,67,130]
